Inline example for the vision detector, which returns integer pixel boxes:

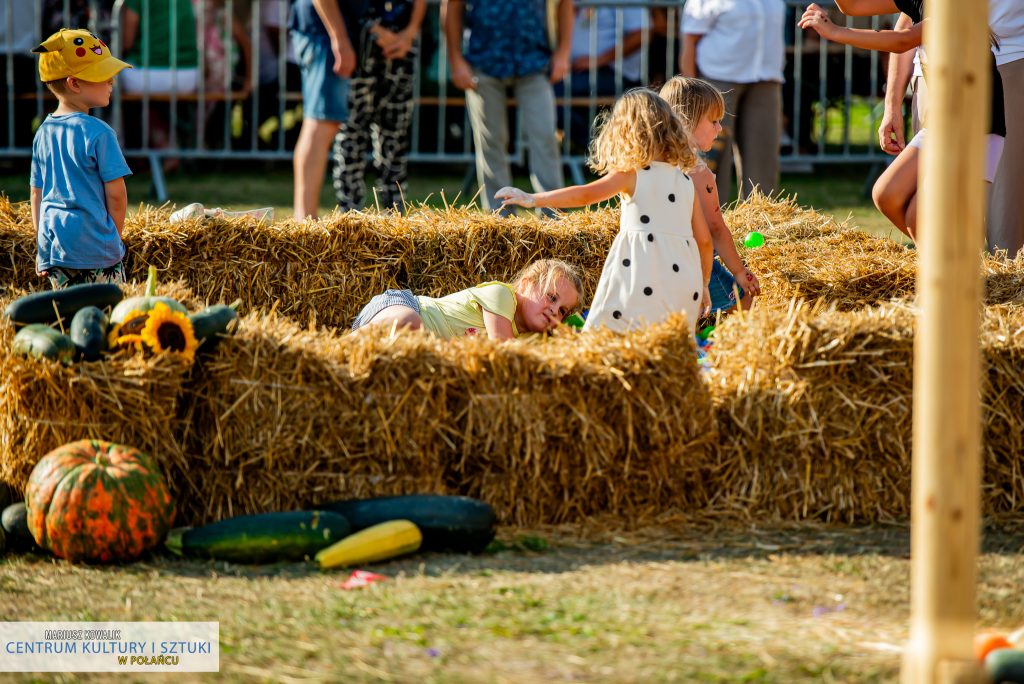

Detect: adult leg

[294,118,341,219]
[515,72,565,196]
[465,72,513,214]
[735,80,782,200]
[332,67,375,211]
[872,145,919,240]
[372,53,416,212]
[704,79,742,206]
[988,59,1024,256]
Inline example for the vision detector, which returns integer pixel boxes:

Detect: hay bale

[181,313,713,526]
[707,301,1024,522]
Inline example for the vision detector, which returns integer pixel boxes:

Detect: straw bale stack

[707,301,1024,522]
[181,312,713,526]
[0,281,203,496]
[706,301,915,522]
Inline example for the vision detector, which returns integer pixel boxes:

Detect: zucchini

[317,494,496,554]
[70,306,108,361]
[315,520,422,570]
[170,510,351,564]
[4,282,122,326]
[189,301,240,350]
[13,324,76,364]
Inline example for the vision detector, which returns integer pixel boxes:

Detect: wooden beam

[902,0,990,681]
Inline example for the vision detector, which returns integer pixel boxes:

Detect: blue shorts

[292,30,349,123]
[351,289,420,330]
[708,258,745,313]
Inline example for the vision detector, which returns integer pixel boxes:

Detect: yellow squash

[315,519,422,570]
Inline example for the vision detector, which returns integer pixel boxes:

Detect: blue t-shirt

[464,1,551,79]
[30,113,132,272]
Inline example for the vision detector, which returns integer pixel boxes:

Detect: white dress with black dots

[583,161,703,333]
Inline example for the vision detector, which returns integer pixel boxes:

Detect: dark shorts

[707,258,745,314]
[351,289,420,330]
[46,261,126,290]
[292,30,350,123]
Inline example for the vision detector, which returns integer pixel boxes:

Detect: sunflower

[140,302,199,363]
[108,309,151,353]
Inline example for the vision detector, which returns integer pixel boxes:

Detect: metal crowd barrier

[1,0,900,201]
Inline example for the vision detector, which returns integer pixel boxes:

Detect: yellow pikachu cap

[33,28,132,83]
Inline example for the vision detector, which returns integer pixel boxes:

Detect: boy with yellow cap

[30,28,133,289]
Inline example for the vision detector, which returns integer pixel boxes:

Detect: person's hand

[372,24,416,60]
[700,286,712,318]
[737,268,761,297]
[450,57,477,91]
[571,55,593,72]
[495,186,536,209]
[331,39,356,78]
[798,4,838,40]
[878,108,906,155]
[550,50,570,83]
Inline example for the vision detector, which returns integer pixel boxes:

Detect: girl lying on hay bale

[351,258,584,339]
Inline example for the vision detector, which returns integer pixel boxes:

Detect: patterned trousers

[332,48,415,213]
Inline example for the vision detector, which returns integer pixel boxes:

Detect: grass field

[5,524,1024,682]
[0,161,900,242]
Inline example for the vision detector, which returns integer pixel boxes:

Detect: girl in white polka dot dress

[496,88,713,333]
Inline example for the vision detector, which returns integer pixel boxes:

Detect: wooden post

[902,0,989,681]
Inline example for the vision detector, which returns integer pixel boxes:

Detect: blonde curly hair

[512,259,585,314]
[659,76,726,136]
[588,88,697,175]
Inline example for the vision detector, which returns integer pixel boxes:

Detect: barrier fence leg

[149,153,168,204]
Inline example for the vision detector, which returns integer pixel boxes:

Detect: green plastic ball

[743,231,765,249]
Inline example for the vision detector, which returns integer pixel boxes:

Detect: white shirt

[990,0,1024,67]
[682,0,786,84]
[570,8,649,83]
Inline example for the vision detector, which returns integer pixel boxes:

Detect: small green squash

[110,266,187,324]
[13,324,75,364]
[190,301,240,350]
[70,306,108,361]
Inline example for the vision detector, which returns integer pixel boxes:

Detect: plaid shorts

[707,258,745,314]
[351,289,420,330]
[46,261,126,290]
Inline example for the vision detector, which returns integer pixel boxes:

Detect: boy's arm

[311,0,355,77]
[692,167,760,296]
[495,171,636,210]
[442,0,477,90]
[30,186,41,235]
[800,4,922,53]
[104,178,128,239]
[879,13,916,154]
[550,0,573,83]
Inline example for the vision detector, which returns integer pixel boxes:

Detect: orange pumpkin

[25,440,175,563]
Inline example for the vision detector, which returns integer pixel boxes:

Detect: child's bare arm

[31,186,42,274]
[104,177,128,239]
[481,309,515,340]
[495,171,636,210]
[833,0,899,16]
[692,197,714,316]
[30,186,41,234]
[692,167,760,296]
[800,4,922,53]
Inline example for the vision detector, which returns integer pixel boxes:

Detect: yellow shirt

[417,282,520,339]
